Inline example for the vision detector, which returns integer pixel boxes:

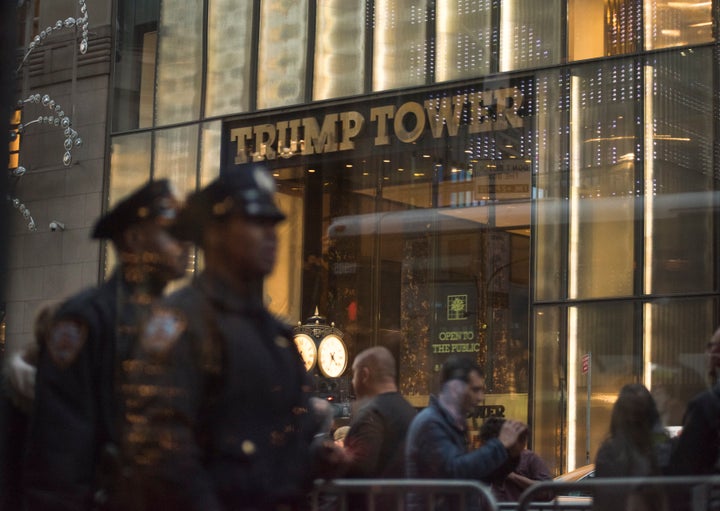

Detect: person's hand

[497,419,527,449]
[5,349,36,401]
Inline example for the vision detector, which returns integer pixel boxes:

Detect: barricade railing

[515,475,720,511]
[311,478,499,511]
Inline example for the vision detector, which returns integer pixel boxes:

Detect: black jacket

[122,272,323,511]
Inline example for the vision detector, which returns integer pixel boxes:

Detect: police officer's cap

[92,179,179,239]
[173,164,285,243]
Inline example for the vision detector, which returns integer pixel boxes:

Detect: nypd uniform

[122,168,327,511]
[22,180,181,511]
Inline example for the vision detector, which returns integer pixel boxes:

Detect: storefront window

[257,0,309,109]
[205,0,253,117]
[569,59,640,299]
[155,0,203,126]
[112,0,159,132]
[568,0,642,61]
[436,0,493,81]
[533,305,563,475]
[644,48,714,295]
[373,0,428,91]
[106,132,153,275]
[228,77,535,418]
[153,126,199,197]
[313,0,366,100]
[499,0,562,72]
[567,302,635,471]
[534,69,569,302]
[645,298,716,430]
[644,0,713,50]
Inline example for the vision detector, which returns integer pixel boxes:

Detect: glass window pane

[644,0,713,50]
[313,0,366,100]
[568,0,642,61]
[568,302,635,470]
[645,48,714,295]
[569,59,639,299]
[112,0,159,132]
[533,305,563,475]
[436,0,493,81]
[499,0,562,72]
[205,0,253,117]
[106,132,152,276]
[373,0,428,91]
[646,299,717,430]
[535,69,569,301]
[257,0,309,109]
[200,121,222,187]
[155,0,203,126]
[109,132,152,203]
[153,126,199,197]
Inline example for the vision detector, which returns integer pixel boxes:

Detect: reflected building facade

[8,0,720,474]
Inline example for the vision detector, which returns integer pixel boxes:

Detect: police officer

[23,179,190,511]
[122,165,338,511]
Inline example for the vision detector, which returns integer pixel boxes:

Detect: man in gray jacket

[405,355,526,511]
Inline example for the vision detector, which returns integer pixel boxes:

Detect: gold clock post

[293,307,350,418]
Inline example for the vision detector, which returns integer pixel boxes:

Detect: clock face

[318,334,348,378]
[293,333,317,372]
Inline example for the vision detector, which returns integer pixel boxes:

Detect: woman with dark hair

[593,383,670,511]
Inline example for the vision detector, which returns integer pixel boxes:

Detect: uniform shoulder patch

[47,319,88,369]
[140,308,187,357]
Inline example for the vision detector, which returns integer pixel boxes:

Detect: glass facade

[110,0,720,474]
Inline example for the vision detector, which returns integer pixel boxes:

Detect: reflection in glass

[644,49,714,295]
[644,0,712,50]
[106,132,152,276]
[645,299,716,429]
[534,69,568,301]
[373,0,428,91]
[436,0,492,81]
[313,0,366,100]
[568,0,642,61]
[569,59,639,299]
[200,121,222,187]
[206,0,253,117]
[112,0,159,132]
[533,306,563,475]
[153,126,199,199]
[500,0,562,72]
[567,302,635,471]
[155,0,203,125]
[109,133,152,205]
[257,0,309,109]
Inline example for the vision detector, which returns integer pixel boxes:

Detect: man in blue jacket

[405,355,527,511]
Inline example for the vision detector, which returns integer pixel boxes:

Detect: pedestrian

[478,417,552,502]
[670,326,720,475]
[22,179,190,511]
[593,383,670,511]
[121,165,342,511]
[341,346,416,478]
[0,304,53,511]
[323,346,417,510]
[405,354,527,511]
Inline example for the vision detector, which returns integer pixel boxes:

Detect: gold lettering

[231,126,253,164]
[425,94,466,138]
[302,114,339,154]
[339,111,364,151]
[394,101,425,143]
[370,105,395,145]
[253,124,276,162]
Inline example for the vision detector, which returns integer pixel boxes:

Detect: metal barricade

[515,475,720,511]
[311,478,500,511]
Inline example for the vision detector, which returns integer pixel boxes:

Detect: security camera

[49,221,65,232]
